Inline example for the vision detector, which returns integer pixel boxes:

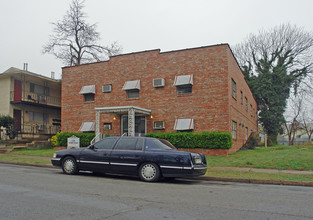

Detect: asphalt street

[0,164,313,220]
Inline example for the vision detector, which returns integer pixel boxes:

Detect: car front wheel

[62,156,78,175]
[139,162,160,182]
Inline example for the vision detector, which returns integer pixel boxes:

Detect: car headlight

[191,153,202,164]
[53,153,58,158]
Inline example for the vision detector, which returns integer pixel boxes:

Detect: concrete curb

[196,176,313,187]
[0,160,55,169]
[1,160,313,187]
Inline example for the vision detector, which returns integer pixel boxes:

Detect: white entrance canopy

[94,106,152,141]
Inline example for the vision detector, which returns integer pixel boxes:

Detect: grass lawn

[206,145,313,171]
[7,148,56,157]
[0,156,50,165]
[205,169,313,182]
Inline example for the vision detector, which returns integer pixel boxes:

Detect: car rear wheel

[139,162,160,182]
[62,156,78,175]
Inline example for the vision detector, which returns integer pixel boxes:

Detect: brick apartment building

[61,44,257,153]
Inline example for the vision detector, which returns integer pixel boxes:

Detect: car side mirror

[89,145,96,150]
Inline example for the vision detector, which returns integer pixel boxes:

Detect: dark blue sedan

[51,136,207,182]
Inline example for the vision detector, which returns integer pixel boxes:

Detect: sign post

[67,135,80,149]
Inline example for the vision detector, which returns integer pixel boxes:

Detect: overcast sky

[1,0,313,79]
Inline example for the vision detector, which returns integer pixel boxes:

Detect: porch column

[128,108,135,136]
[95,110,100,141]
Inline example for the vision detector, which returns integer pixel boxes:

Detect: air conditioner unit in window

[153,78,165,88]
[153,121,165,130]
[102,84,112,93]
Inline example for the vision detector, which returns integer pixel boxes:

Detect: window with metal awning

[123,80,140,98]
[79,122,95,132]
[79,85,95,94]
[122,80,140,90]
[174,118,194,131]
[173,74,193,86]
[174,75,193,95]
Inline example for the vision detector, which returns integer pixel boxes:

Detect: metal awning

[174,118,194,130]
[79,85,95,94]
[122,80,140,90]
[79,122,95,132]
[173,75,193,86]
[95,106,151,115]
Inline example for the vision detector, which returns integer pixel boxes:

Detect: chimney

[51,72,55,79]
[23,63,28,71]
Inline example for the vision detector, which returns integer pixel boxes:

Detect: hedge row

[51,132,95,147]
[145,132,232,149]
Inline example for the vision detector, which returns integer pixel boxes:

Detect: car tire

[139,162,160,182]
[62,156,78,175]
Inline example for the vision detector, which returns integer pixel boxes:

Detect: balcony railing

[10,91,61,108]
[20,123,61,136]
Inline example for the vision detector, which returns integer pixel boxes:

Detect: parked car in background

[51,136,207,182]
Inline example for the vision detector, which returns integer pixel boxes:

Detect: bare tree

[43,0,122,66]
[233,24,313,144]
[284,96,303,145]
[300,103,313,144]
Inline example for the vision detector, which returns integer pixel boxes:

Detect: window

[177,85,192,95]
[83,93,95,102]
[29,112,48,122]
[245,97,248,111]
[245,127,248,140]
[240,91,243,105]
[79,85,95,102]
[232,121,237,139]
[103,123,112,130]
[94,137,118,149]
[145,138,176,151]
[231,79,236,98]
[250,104,253,115]
[174,75,193,95]
[30,83,49,96]
[126,89,139,98]
[115,137,142,151]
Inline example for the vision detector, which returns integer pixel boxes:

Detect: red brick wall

[61,44,257,153]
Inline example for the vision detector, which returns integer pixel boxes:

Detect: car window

[136,138,144,151]
[114,137,141,151]
[93,137,118,149]
[145,138,176,151]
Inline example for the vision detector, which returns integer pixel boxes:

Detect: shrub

[50,133,59,147]
[54,132,96,147]
[145,131,232,149]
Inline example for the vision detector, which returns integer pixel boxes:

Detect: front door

[13,109,21,131]
[14,80,22,101]
[121,115,146,136]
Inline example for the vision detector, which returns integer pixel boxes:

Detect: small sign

[67,135,80,149]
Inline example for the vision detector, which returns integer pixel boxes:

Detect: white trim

[110,162,138,166]
[78,160,109,165]
[51,158,61,161]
